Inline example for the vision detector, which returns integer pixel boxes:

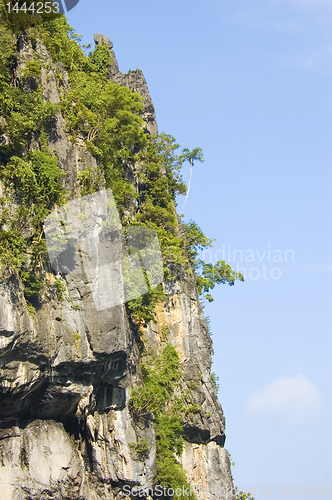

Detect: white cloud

[247,374,321,425]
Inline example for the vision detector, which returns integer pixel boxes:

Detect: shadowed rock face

[0,34,234,500]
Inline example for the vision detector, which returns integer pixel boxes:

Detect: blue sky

[66,1,332,498]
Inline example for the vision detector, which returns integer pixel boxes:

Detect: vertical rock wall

[0,31,234,500]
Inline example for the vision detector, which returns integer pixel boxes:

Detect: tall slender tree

[180,147,204,216]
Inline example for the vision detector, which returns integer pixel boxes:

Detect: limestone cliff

[0,17,234,500]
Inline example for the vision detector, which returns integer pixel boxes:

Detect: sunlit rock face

[0,32,234,500]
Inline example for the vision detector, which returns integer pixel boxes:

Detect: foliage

[0,62,58,158]
[130,344,196,498]
[61,73,145,159]
[196,260,245,302]
[129,438,151,461]
[155,413,195,498]
[0,0,61,33]
[53,278,66,301]
[211,372,220,394]
[180,146,204,216]
[37,16,87,73]
[1,152,62,200]
[126,284,165,327]
[26,301,35,316]
[183,220,215,263]
[229,455,256,500]
[130,344,182,418]
[0,8,243,315]
[77,166,103,196]
[0,9,248,496]
[205,315,212,335]
[44,23,189,319]
[235,489,256,500]
[0,151,64,304]
[161,325,170,339]
[184,221,244,302]
[88,43,114,78]
[228,452,235,467]
[155,133,186,197]
[20,59,41,82]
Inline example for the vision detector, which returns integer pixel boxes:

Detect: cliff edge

[0,14,234,500]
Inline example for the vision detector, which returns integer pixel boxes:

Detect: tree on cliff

[180,147,204,215]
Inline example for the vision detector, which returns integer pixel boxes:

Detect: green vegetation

[53,278,66,301]
[127,284,166,326]
[129,438,151,461]
[26,301,35,316]
[0,9,66,305]
[228,452,235,468]
[0,7,246,496]
[0,9,242,313]
[0,152,64,304]
[155,413,194,497]
[130,344,196,498]
[211,372,220,394]
[1,1,60,32]
[235,489,256,500]
[180,147,204,216]
[130,344,182,418]
[184,221,244,302]
[77,166,102,196]
[161,325,170,339]
[228,454,256,500]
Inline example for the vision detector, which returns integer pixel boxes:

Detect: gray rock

[93,35,158,137]
[0,31,235,500]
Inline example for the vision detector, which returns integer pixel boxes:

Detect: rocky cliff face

[0,25,234,500]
